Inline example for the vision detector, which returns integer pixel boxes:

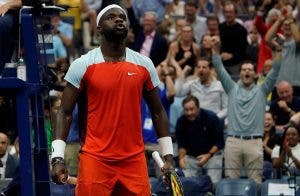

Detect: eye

[107,15,116,20]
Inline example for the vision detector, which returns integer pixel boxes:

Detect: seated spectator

[131,0,173,23]
[263,112,280,180]
[0,0,22,74]
[272,126,300,175]
[9,137,19,160]
[176,95,224,186]
[0,132,18,179]
[128,10,168,67]
[51,12,73,58]
[290,112,300,128]
[269,80,300,133]
[85,0,102,13]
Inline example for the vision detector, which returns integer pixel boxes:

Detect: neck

[100,39,126,62]
[181,39,192,46]
[226,20,236,26]
[200,76,211,85]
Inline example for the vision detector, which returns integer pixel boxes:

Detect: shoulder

[126,48,155,69]
[7,154,18,165]
[202,108,218,119]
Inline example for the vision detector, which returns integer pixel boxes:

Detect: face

[240,63,256,87]
[207,19,219,34]
[277,82,293,103]
[285,127,299,147]
[223,4,236,23]
[197,60,211,83]
[202,35,212,49]
[99,8,128,42]
[262,59,272,75]
[51,99,61,115]
[175,19,186,32]
[183,100,199,121]
[51,15,60,28]
[264,112,274,131]
[181,25,193,41]
[0,133,8,157]
[268,12,279,24]
[185,5,197,21]
[249,29,259,43]
[282,20,292,37]
[143,13,156,34]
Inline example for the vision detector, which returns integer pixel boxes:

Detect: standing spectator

[175,57,228,120]
[0,132,18,179]
[269,80,300,133]
[184,0,207,45]
[219,1,248,77]
[257,59,274,102]
[265,6,300,96]
[245,27,260,66]
[206,14,220,36]
[200,34,214,59]
[0,0,22,74]
[168,24,200,71]
[254,0,280,73]
[176,95,224,185]
[210,35,282,184]
[168,18,187,42]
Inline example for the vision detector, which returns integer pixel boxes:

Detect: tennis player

[50,4,174,196]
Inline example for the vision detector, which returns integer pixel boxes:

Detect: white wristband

[157,136,173,156]
[51,139,66,159]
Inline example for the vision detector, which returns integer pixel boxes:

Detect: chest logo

[127,72,137,76]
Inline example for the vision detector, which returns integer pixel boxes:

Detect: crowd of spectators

[1,0,300,194]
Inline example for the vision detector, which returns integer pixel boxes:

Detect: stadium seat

[261,179,300,196]
[50,183,75,196]
[215,178,257,196]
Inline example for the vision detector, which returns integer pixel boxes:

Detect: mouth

[115,24,126,30]
[245,74,250,79]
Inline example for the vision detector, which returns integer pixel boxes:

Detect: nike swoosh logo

[127,72,137,76]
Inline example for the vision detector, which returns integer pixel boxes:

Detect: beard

[102,27,128,43]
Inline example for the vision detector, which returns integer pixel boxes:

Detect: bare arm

[0,0,21,16]
[54,83,79,141]
[265,16,284,45]
[272,150,285,169]
[143,87,172,162]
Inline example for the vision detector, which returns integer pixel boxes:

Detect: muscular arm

[143,87,169,138]
[54,83,79,141]
[143,87,172,162]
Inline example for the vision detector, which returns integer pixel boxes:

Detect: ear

[97,26,101,36]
